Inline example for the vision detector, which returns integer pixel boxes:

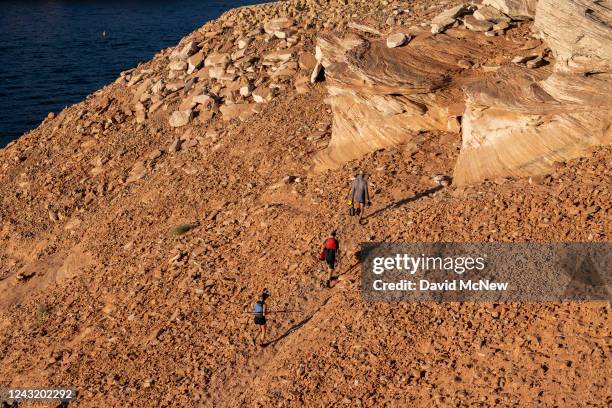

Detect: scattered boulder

[295,77,311,94]
[169,60,188,72]
[493,21,510,31]
[193,94,216,109]
[348,22,381,36]
[237,37,251,50]
[525,56,547,69]
[169,110,193,128]
[264,49,294,64]
[431,4,469,34]
[205,53,231,68]
[473,5,511,23]
[208,66,227,80]
[220,103,256,121]
[239,83,253,98]
[511,54,537,64]
[127,161,147,183]
[171,41,199,60]
[187,51,205,74]
[386,33,409,48]
[458,59,474,69]
[463,15,494,32]
[263,18,295,35]
[482,0,537,20]
[298,52,317,71]
[252,86,274,103]
[169,138,183,154]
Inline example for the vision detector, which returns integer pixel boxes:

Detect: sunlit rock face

[454,0,612,184]
[316,0,611,184]
[312,30,489,171]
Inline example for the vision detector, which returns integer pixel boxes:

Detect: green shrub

[171,223,194,236]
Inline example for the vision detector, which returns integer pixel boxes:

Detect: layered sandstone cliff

[455,0,612,184]
[315,0,612,184]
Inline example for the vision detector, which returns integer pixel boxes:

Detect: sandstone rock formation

[312,28,498,171]
[454,0,612,184]
[315,0,611,184]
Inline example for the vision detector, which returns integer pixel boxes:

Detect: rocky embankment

[0,0,610,407]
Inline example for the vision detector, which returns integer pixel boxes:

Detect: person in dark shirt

[253,289,269,346]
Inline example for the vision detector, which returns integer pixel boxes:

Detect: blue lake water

[0,0,265,147]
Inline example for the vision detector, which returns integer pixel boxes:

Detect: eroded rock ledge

[315,0,611,184]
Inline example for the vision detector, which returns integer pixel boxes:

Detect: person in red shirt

[321,230,340,287]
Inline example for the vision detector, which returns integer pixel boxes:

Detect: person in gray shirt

[349,170,370,220]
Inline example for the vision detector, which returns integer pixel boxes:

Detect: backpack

[253,300,264,315]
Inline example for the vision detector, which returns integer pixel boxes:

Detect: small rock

[512,54,538,64]
[463,15,494,32]
[431,4,468,34]
[168,60,188,71]
[252,86,274,103]
[348,22,382,35]
[237,37,251,49]
[294,77,310,94]
[171,41,199,60]
[240,83,253,98]
[187,51,205,74]
[48,210,59,222]
[192,94,216,109]
[148,149,163,161]
[205,52,231,68]
[283,175,298,184]
[169,138,183,154]
[169,110,193,128]
[298,52,317,71]
[493,21,510,31]
[386,33,409,48]
[432,174,452,186]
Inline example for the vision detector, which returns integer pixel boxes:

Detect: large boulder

[431,4,470,34]
[482,0,537,20]
[263,18,295,34]
[170,41,199,60]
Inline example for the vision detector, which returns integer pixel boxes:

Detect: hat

[261,288,270,300]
